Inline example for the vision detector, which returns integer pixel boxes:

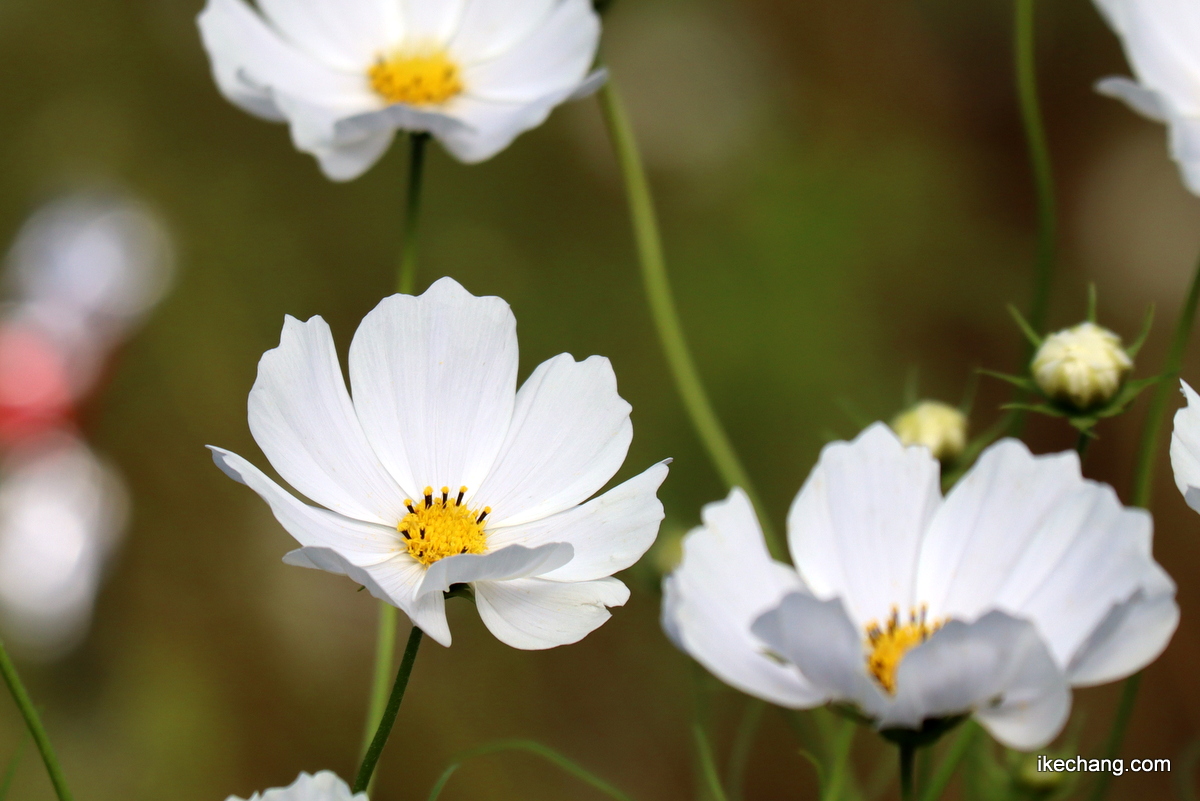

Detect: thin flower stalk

[596,78,780,556]
[427,739,635,801]
[0,640,72,801]
[354,626,424,793]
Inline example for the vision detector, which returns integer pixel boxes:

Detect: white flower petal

[474,575,629,650]
[398,0,467,47]
[247,315,410,525]
[197,0,375,113]
[1173,380,1200,513]
[476,354,632,527]
[209,447,397,565]
[665,490,824,708]
[1096,76,1169,122]
[919,440,1176,676]
[226,769,367,801]
[751,592,882,717]
[306,128,396,183]
[348,278,518,500]
[890,612,1070,750]
[448,0,558,63]
[787,423,942,627]
[434,89,578,163]
[1094,0,1200,116]
[487,461,668,582]
[1067,580,1179,686]
[457,0,598,103]
[257,0,390,71]
[416,542,573,597]
[283,546,451,646]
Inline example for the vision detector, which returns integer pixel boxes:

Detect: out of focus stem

[1015,0,1056,344]
[1092,252,1200,801]
[898,743,916,801]
[0,639,72,801]
[427,739,635,801]
[397,132,430,295]
[597,78,781,556]
[354,626,424,793]
[361,604,399,755]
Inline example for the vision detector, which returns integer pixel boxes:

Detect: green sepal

[880,714,970,749]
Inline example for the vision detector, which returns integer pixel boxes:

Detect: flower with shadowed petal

[197,0,603,180]
[663,423,1177,749]
[210,278,668,649]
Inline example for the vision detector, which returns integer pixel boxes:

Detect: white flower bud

[1031,322,1132,409]
[890,401,968,462]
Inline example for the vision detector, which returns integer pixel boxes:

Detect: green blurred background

[0,0,1197,797]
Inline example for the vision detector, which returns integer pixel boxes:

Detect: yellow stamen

[399,485,488,566]
[368,51,463,106]
[864,605,942,695]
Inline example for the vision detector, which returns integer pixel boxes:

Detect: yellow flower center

[865,606,942,695]
[368,51,464,106]
[399,486,489,566]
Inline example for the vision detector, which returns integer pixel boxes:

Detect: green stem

[1088,673,1142,801]
[823,718,857,801]
[0,640,72,801]
[1131,253,1200,509]
[597,78,781,556]
[1088,252,1200,801]
[353,626,423,793]
[361,603,398,755]
[396,132,430,295]
[917,723,976,801]
[1075,430,1092,460]
[725,698,764,801]
[427,739,635,801]
[899,743,916,801]
[1015,0,1056,340]
[693,722,730,801]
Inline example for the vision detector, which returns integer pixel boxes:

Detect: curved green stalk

[725,699,764,801]
[823,718,856,801]
[361,603,398,755]
[397,132,430,295]
[693,723,730,801]
[898,743,916,801]
[916,723,976,801]
[1088,253,1200,801]
[597,78,780,556]
[0,640,72,801]
[426,739,635,801]
[1015,0,1056,340]
[353,626,423,793]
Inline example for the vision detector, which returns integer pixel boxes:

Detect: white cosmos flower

[226,771,364,801]
[1092,0,1200,195]
[1170,380,1200,513]
[663,423,1177,749]
[211,278,668,649]
[197,0,602,180]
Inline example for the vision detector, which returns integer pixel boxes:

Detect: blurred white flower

[211,278,667,649]
[197,0,602,180]
[664,424,1177,750]
[1093,0,1200,195]
[1031,322,1132,410]
[4,193,174,399]
[890,401,967,462]
[0,436,128,660]
[1170,380,1200,513]
[227,771,365,801]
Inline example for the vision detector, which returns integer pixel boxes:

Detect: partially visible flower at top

[890,400,967,462]
[1032,322,1132,411]
[663,424,1177,750]
[1092,0,1200,195]
[211,278,668,649]
[1170,380,1200,514]
[197,0,603,181]
[226,771,364,801]
[0,435,128,660]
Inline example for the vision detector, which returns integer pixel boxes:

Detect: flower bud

[1032,322,1132,410]
[890,401,968,462]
